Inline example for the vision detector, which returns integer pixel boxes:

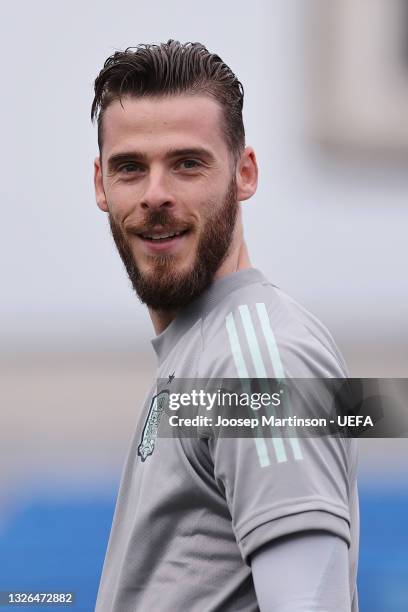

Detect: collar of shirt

[151,267,267,365]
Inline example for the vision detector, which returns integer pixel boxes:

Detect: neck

[149,239,251,336]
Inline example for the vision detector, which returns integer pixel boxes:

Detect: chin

[144,253,193,274]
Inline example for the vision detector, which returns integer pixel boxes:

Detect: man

[92,40,359,611]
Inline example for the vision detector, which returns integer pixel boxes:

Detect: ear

[235,147,258,202]
[94,156,109,212]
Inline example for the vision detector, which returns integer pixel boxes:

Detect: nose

[140,168,175,211]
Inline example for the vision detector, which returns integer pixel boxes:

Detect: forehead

[100,94,228,160]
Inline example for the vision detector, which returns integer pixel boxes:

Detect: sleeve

[251,532,352,612]
[203,302,355,564]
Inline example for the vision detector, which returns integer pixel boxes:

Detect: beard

[108,176,239,311]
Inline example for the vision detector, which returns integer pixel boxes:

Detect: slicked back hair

[91,40,245,163]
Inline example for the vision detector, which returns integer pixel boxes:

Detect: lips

[139,229,188,242]
[134,226,191,255]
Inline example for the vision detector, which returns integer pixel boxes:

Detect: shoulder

[198,276,348,378]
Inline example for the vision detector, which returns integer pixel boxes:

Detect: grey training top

[95,268,359,612]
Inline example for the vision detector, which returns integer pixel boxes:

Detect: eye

[177,159,201,170]
[117,163,144,174]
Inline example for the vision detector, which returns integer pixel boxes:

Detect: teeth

[142,231,183,240]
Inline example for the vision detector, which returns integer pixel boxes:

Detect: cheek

[194,192,223,223]
[105,182,140,219]
[187,179,224,209]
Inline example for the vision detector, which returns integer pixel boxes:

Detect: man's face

[94,94,240,311]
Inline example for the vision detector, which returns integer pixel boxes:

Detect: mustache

[124,209,193,234]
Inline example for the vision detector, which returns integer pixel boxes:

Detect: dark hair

[91,39,245,161]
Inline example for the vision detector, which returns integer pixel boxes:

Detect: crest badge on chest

[137,390,170,461]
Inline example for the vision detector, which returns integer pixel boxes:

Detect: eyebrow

[107,147,215,172]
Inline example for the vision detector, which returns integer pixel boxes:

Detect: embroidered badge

[137,390,170,462]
